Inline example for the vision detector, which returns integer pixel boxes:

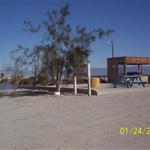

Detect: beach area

[1,0,150,149]
[0,86,150,150]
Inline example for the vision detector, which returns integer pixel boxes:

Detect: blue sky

[0,0,150,69]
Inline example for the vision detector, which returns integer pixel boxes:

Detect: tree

[11,45,29,83]
[21,4,113,93]
[66,26,113,76]
[28,45,43,89]
[11,44,44,88]
[41,4,113,92]
[11,57,23,83]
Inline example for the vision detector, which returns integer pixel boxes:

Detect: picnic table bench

[127,76,147,87]
[113,75,147,88]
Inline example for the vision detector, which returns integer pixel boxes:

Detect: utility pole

[111,40,114,58]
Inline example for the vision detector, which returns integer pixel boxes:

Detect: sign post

[74,76,77,95]
[87,63,91,96]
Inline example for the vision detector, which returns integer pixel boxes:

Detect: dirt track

[0,88,150,150]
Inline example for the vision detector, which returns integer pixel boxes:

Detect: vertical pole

[141,64,144,75]
[88,63,91,96]
[111,40,114,58]
[74,76,77,95]
[116,62,119,79]
[138,65,140,73]
[124,63,127,76]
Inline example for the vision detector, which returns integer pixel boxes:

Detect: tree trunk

[51,69,55,84]
[33,61,37,89]
[55,59,64,93]
[56,80,61,92]
[55,71,62,92]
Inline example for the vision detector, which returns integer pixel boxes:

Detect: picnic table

[113,75,147,88]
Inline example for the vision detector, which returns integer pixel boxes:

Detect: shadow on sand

[0,90,53,98]
[0,86,98,98]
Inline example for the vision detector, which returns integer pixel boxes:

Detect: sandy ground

[0,87,150,150]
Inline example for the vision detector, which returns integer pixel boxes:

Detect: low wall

[17,84,98,96]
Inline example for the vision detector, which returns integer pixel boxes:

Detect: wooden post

[138,65,140,73]
[88,63,91,96]
[141,64,144,75]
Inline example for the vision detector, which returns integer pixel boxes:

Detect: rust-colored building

[107,56,150,82]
